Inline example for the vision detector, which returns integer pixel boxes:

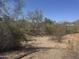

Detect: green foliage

[45,24,55,35]
[66,26,78,34]
[0,21,26,51]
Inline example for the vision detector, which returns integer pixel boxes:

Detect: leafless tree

[0,0,25,21]
[27,10,43,35]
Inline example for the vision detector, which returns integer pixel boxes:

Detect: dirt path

[28,36,67,48]
[21,36,67,59]
[1,34,79,59]
[22,49,65,59]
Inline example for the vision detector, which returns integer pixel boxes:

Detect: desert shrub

[45,24,55,35]
[66,26,78,34]
[0,21,26,51]
[51,24,66,42]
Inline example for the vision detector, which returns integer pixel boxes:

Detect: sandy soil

[1,33,79,59]
[21,36,68,59]
[22,49,66,59]
[28,36,68,48]
[22,33,79,59]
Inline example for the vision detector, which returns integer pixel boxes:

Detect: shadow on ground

[0,45,54,59]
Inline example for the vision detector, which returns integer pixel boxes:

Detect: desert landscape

[0,0,79,59]
[1,33,79,59]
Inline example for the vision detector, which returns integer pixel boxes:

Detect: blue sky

[24,0,79,22]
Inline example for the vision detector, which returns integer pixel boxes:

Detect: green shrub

[0,21,26,51]
[45,24,55,35]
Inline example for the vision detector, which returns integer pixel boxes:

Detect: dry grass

[62,40,79,59]
[21,33,79,59]
[21,36,68,59]
[1,33,79,59]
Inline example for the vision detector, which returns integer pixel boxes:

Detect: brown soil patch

[63,33,79,41]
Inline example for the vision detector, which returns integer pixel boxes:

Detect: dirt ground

[1,33,79,59]
[21,33,79,59]
[22,49,66,59]
[21,36,68,59]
